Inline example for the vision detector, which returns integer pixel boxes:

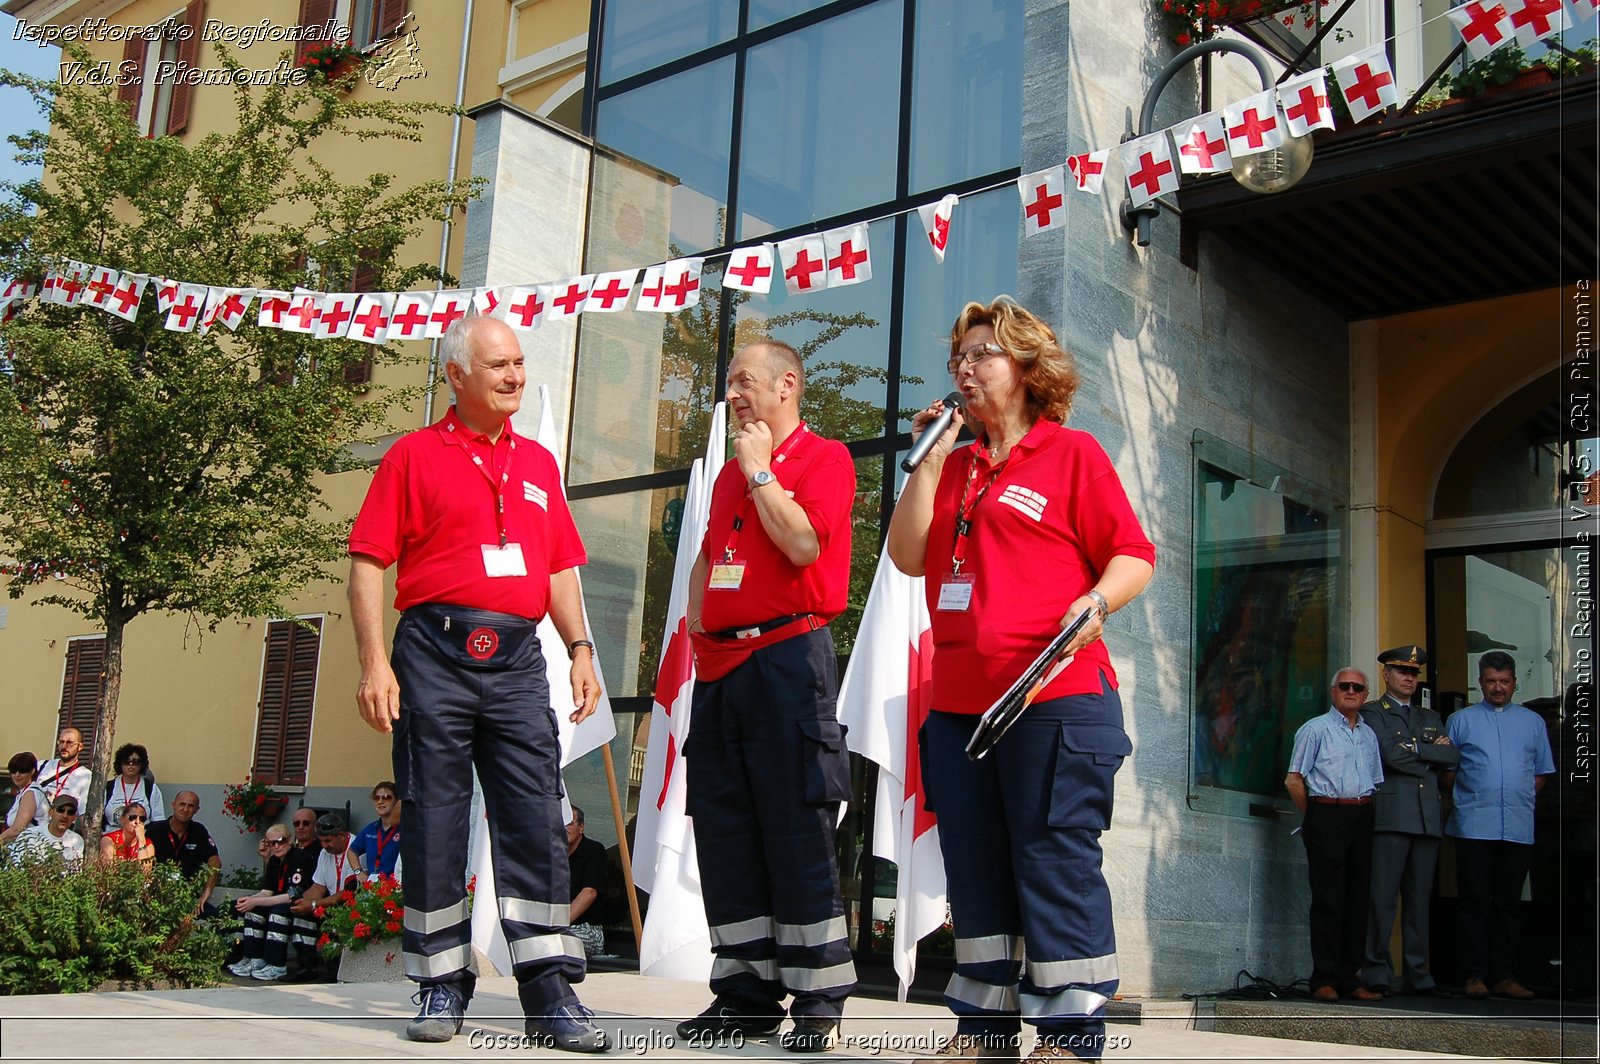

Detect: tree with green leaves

[0,46,475,844]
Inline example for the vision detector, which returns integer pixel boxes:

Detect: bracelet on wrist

[1086,589,1110,621]
[567,639,595,660]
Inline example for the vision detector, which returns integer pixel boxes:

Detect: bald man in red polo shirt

[676,340,857,1054]
[349,316,608,1052]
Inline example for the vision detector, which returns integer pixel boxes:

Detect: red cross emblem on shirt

[466,627,499,661]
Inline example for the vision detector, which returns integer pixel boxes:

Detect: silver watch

[751,470,777,489]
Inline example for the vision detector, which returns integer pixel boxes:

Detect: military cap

[1378,645,1428,670]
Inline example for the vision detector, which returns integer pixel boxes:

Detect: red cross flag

[723,244,775,294]
[426,289,473,338]
[472,286,501,317]
[546,275,594,322]
[155,277,181,314]
[1172,111,1231,175]
[2,278,37,302]
[1332,45,1400,124]
[164,283,208,332]
[43,262,85,306]
[1119,131,1180,209]
[640,258,705,313]
[1278,69,1336,137]
[256,290,291,329]
[280,289,323,335]
[1017,166,1067,235]
[348,292,394,344]
[82,265,120,312]
[504,285,549,331]
[777,234,828,295]
[824,223,872,288]
[583,270,639,314]
[916,194,959,263]
[1223,90,1285,158]
[1446,2,1514,60]
[315,292,358,339]
[201,287,256,334]
[105,273,147,322]
[1066,149,1111,194]
[389,290,435,341]
[1567,0,1600,15]
[1504,0,1572,45]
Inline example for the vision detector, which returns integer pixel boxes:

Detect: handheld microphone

[900,391,965,473]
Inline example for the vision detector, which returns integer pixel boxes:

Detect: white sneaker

[229,958,264,977]
[252,964,289,981]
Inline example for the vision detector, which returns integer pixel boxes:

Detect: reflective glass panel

[599,0,740,84]
[908,0,1022,192]
[748,0,833,31]
[738,0,903,238]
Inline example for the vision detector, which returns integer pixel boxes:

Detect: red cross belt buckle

[466,627,500,661]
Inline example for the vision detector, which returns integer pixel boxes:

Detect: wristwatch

[750,470,777,490]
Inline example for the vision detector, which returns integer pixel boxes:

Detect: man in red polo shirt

[676,340,857,1053]
[348,316,607,1052]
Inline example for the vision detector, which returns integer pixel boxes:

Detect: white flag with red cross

[1278,69,1336,137]
[280,289,323,335]
[1504,0,1572,45]
[546,276,594,323]
[1172,112,1231,175]
[315,292,358,340]
[2,278,38,303]
[778,234,828,295]
[388,290,435,341]
[1223,90,1285,158]
[1066,150,1111,195]
[1566,0,1600,20]
[916,194,959,263]
[1331,45,1400,124]
[43,261,87,306]
[164,283,209,332]
[257,290,291,330]
[722,244,775,294]
[639,258,705,313]
[1017,166,1067,235]
[425,289,473,338]
[103,273,146,322]
[1446,2,1515,59]
[838,539,942,999]
[635,401,728,982]
[824,223,873,288]
[472,286,501,317]
[504,285,549,331]
[155,277,181,314]
[347,292,394,344]
[201,287,256,334]
[82,265,120,312]
[1119,132,1181,209]
[584,270,639,314]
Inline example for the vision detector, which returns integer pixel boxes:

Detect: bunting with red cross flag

[504,285,549,331]
[388,290,434,341]
[425,289,473,338]
[347,292,394,344]
[638,258,705,312]
[546,275,593,322]
[722,243,775,294]
[1331,44,1400,124]
[82,264,120,313]
[104,273,147,322]
[824,223,872,288]
[1067,149,1111,194]
[1278,69,1336,138]
[280,289,323,335]
[916,194,958,263]
[1567,0,1600,16]
[1017,165,1067,235]
[43,261,87,306]
[583,269,639,314]
[202,287,256,334]
[1119,131,1180,209]
[315,292,358,340]
[472,286,501,317]
[1504,0,1572,45]
[155,277,181,314]
[257,290,291,329]
[1172,111,1231,175]
[164,283,208,332]
[777,234,828,295]
[1446,2,1515,60]
[1223,90,1284,158]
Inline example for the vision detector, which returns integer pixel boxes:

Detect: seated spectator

[9,793,85,868]
[1,751,49,847]
[566,804,608,958]
[351,781,401,880]
[102,743,164,827]
[289,813,358,978]
[149,790,222,916]
[35,728,91,812]
[230,826,315,982]
[100,801,155,866]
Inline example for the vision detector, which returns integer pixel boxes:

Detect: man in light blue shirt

[1285,668,1384,1001]
[1445,651,1555,1001]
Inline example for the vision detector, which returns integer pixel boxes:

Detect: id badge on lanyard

[449,420,527,579]
[482,543,527,577]
[937,571,974,612]
[708,561,746,591]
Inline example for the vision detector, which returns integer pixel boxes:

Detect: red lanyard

[445,417,515,547]
[375,824,398,867]
[169,824,188,851]
[719,423,810,562]
[950,448,1010,575]
[332,849,346,886]
[118,778,137,810]
[48,762,77,800]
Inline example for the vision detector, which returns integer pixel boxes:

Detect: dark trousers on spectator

[1302,802,1374,991]
[240,905,292,967]
[1454,838,1532,983]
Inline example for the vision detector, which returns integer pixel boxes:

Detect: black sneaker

[526,1003,610,1053]
[676,998,784,1040]
[780,1016,839,1053]
[406,983,466,1043]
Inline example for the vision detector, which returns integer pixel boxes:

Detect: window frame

[250,616,325,788]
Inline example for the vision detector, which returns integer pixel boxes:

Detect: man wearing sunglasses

[35,728,91,813]
[1285,669,1384,1002]
[10,793,85,869]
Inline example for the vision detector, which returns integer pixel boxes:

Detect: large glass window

[738,0,903,238]
[1189,431,1347,816]
[748,0,835,32]
[599,0,740,84]
[908,0,1023,193]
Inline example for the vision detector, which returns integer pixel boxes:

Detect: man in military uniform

[1358,646,1459,997]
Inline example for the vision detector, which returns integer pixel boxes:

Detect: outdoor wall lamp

[1122,38,1314,247]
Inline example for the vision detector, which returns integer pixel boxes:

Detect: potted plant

[1159,0,1343,48]
[1444,42,1553,99]
[220,776,287,835]
[298,43,365,84]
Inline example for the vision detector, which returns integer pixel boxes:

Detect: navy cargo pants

[391,603,585,1016]
[685,626,858,1021]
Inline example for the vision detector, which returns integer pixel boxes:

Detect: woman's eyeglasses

[267,838,291,846]
[125,814,147,822]
[946,342,1005,375]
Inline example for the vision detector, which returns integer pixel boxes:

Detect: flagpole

[601,742,644,952]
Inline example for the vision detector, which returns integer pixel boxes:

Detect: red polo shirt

[922,420,1155,713]
[698,425,856,631]
[349,408,586,619]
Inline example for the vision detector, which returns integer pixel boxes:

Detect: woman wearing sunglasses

[229,826,312,981]
[0,751,50,847]
[102,743,165,828]
[100,800,156,866]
